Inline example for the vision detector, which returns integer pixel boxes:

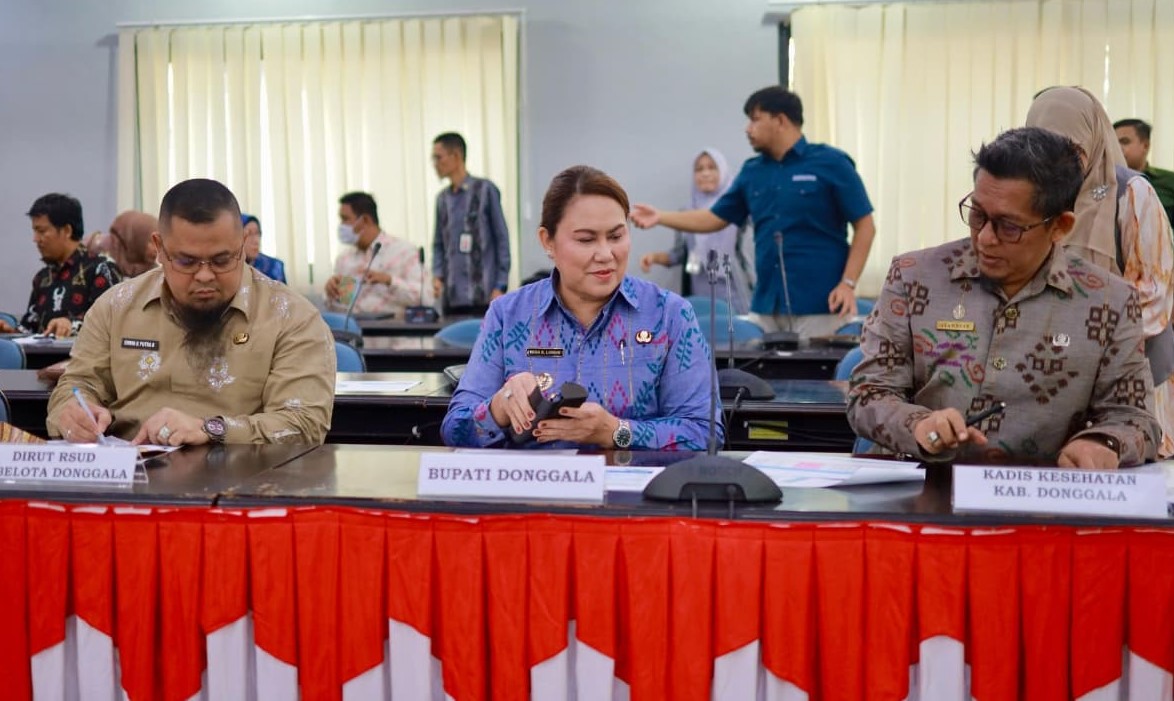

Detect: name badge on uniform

[459,232,474,254]
[936,320,976,332]
[121,338,160,351]
[526,347,564,358]
[792,174,817,182]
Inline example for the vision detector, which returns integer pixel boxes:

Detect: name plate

[0,445,138,487]
[953,465,1168,519]
[418,452,605,502]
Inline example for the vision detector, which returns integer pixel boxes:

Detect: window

[117,14,521,290]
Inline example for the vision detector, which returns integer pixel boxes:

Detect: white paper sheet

[605,466,665,493]
[335,380,421,393]
[742,451,926,488]
[13,335,73,346]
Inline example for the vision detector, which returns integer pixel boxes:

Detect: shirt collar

[789,135,809,158]
[538,270,642,319]
[47,246,86,273]
[950,240,1073,296]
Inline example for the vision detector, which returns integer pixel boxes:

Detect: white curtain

[117,15,521,293]
[791,0,1174,296]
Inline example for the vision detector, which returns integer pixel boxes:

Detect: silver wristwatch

[612,419,633,449]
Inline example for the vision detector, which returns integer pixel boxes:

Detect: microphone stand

[405,246,440,323]
[643,251,782,507]
[337,241,382,347]
[717,254,774,400]
[761,231,799,350]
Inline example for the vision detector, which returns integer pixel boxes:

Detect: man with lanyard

[632,86,876,337]
[430,132,512,316]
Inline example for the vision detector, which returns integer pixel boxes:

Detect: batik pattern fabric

[1116,174,1174,457]
[847,238,1160,466]
[442,274,721,450]
[19,247,121,334]
[251,253,287,284]
[328,231,430,316]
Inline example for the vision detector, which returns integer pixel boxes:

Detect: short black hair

[27,193,84,241]
[339,191,379,226]
[973,127,1084,218]
[743,86,803,127]
[158,178,242,234]
[433,132,467,160]
[1113,118,1152,143]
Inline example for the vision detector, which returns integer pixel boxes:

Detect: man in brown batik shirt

[848,127,1160,468]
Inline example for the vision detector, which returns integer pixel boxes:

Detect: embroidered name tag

[792,174,817,182]
[935,320,976,332]
[121,338,160,351]
[526,347,565,358]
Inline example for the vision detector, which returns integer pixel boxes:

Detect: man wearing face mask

[325,191,430,317]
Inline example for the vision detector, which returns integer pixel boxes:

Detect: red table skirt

[0,501,1170,701]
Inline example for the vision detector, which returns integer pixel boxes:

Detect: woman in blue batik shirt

[442,165,721,450]
[241,214,288,284]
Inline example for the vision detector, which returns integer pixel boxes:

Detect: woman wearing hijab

[1027,85,1174,457]
[640,149,753,314]
[241,214,287,284]
[105,210,159,278]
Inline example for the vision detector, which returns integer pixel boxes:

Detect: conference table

[0,444,1169,700]
[359,335,849,378]
[12,334,851,379]
[357,314,479,337]
[0,369,856,451]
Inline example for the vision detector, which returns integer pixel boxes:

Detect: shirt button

[992,357,1007,370]
[1004,307,1019,320]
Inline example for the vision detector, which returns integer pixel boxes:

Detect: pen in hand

[965,401,1006,427]
[71,386,107,445]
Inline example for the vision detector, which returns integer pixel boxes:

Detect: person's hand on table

[1057,437,1119,470]
[534,402,619,447]
[43,317,73,338]
[913,408,987,455]
[133,407,207,446]
[56,397,112,443]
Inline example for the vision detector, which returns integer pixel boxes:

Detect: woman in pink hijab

[640,148,753,314]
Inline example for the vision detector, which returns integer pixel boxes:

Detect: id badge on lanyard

[459,232,473,254]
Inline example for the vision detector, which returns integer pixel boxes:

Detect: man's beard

[171,299,232,374]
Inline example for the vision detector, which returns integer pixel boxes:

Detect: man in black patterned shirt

[4,194,121,337]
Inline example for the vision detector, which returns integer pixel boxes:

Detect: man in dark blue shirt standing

[633,87,876,337]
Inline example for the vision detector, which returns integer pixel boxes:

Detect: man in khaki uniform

[48,178,335,445]
[848,127,1160,468]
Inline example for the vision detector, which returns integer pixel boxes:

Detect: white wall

[0,0,777,312]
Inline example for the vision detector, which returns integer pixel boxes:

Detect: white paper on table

[605,466,665,492]
[335,380,421,393]
[743,451,926,488]
[13,335,73,346]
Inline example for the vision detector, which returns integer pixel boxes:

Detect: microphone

[717,253,774,400]
[405,246,440,323]
[761,231,799,350]
[337,241,382,347]
[643,249,782,506]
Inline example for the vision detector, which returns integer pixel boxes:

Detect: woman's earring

[546,249,554,258]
